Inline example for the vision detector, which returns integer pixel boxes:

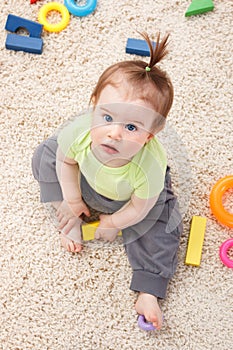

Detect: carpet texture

[0,1,233,349]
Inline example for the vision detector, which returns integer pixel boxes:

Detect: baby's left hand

[95,214,120,242]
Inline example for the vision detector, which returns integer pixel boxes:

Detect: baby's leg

[52,201,83,253]
[123,167,183,329]
[32,138,83,253]
[135,293,163,330]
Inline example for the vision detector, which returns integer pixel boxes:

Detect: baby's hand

[95,214,120,242]
[56,200,90,234]
[67,199,90,218]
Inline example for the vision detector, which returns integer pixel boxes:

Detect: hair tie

[145,66,151,72]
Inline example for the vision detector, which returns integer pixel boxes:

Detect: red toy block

[30,0,40,4]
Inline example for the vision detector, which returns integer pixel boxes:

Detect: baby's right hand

[56,200,90,234]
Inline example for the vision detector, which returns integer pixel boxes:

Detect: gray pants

[32,136,183,298]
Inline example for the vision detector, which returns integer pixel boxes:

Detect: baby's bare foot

[60,219,83,253]
[52,201,83,253]
[60,234,82,253]
[135,292,163,330]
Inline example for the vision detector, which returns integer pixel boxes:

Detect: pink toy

[219,239,233,268]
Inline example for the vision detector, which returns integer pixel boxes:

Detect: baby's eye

[125,124,137,132]
[103,114,113,122]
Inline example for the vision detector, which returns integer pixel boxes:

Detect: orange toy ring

[210,175,233,228]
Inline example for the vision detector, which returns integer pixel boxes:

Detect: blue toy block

[5,14,43,38]
[6,34,43,54]
[126,38,156,57]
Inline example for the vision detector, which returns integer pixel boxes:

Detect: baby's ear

[145,133,154,143]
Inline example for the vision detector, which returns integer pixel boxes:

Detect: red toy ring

[210,175,233,228]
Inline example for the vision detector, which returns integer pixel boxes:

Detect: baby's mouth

[101,144,119,154]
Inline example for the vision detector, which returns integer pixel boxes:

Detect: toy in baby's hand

[137,315,157,331]
[81,221,122,241]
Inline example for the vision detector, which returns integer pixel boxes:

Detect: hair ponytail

[140,32,170,69]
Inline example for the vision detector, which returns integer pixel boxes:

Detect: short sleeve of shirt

[57,114,91,159]
[131,138,167,199]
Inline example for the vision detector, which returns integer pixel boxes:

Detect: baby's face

[90,84,161,167]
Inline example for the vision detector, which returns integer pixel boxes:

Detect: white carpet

[0,1,233,349]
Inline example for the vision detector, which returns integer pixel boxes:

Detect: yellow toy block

[81,221,122,241]
[185,216,207,266]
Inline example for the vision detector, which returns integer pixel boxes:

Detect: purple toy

[138,315,156,331]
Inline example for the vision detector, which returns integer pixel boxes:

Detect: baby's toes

[67,241,75,252]
[73,243,82,253]
[60,234,82,253]
[67,241,82,253]
[60,235,74,252]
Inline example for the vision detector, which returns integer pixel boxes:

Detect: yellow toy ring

[210,175,233,228]
[38,2,70,32]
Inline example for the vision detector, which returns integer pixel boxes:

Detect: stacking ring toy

[219,239,233,268]
[138,315,156,331]
[38,2,70,32]
[64,0,97,17]
[210,175,233,228]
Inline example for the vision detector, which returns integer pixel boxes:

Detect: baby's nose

[107,124,122,140]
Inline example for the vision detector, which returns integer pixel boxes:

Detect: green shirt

[57,114,167,201]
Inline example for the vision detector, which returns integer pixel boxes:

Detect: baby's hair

[141,32,169,69]
[90,32,173,119]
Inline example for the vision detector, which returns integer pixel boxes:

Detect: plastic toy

[38,2,70,32]
[64,0,97,17]
[219,239,233,268]
[126,38,156,57]
[210,175,233,228]
[30,0,40,4]
[185,216,207,266]
[82,221,122,241]
[5,14,43,38]
[5,14,43,54]
[5,34,43,54]
[185,0,214,17]
[138,315,156,331]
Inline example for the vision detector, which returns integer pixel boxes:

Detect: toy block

[30,0,41,4]
[126,38,156,57]
[185,0,214,17]
[82,221,122,241]
[5,14,43,38]
[5,34,43,54]
[185,216,207,266]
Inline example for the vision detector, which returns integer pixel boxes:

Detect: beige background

[0,1,232,349]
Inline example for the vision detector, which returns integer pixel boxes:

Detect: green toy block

[185,0,214,17]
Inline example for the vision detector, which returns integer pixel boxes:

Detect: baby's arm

[95,194,158,241]
[56,147,90,218]
[111,194,158,229]
[56,147,80,202]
